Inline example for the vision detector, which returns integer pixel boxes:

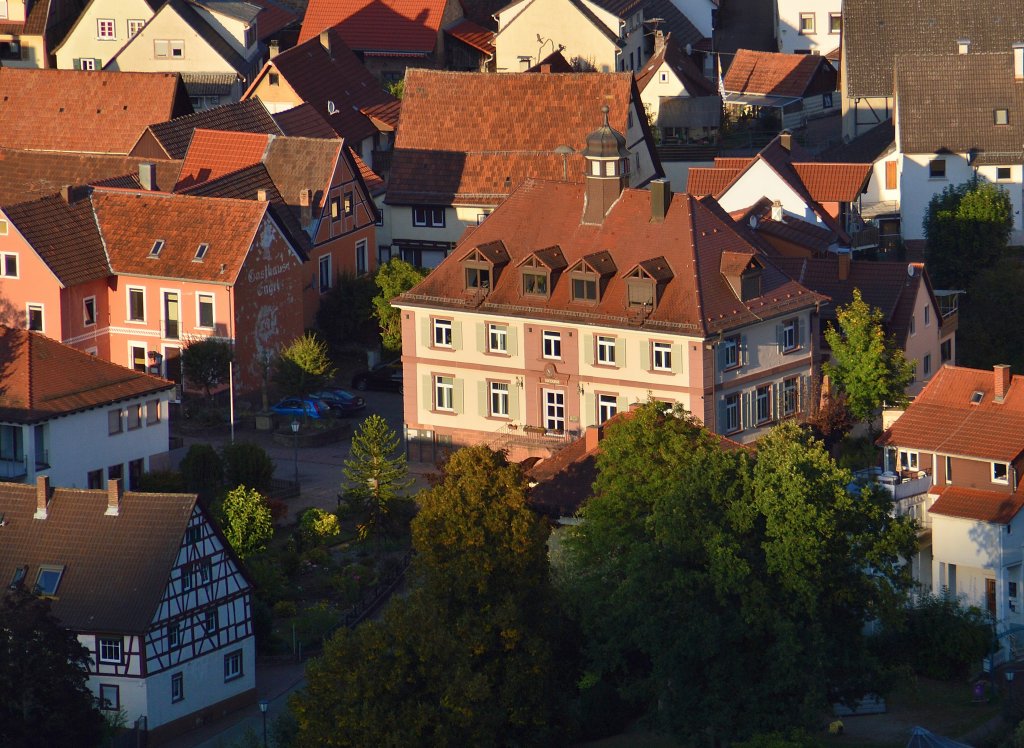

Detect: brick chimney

[34,475,50,520]
[1014,42,1024,81]
[139,162,157,191]
[584,425,601,452]
[106,478,122,516]
[838,251,851,281]
[654,29,666,55]
[269,39,280,58]
[995,364,1012,402]
[650,178,671,222]
[257,189,268,201]
[539,64,551,73]
[957,38,970,54]
[779,131,792,151]
[771,200,784,222]
[319,30,331,57]
[299,188,312,227]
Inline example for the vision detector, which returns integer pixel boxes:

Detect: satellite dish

[748,215,758,228]
[327,100,338,115]
[907,263,915,277]
[685,43,692,55]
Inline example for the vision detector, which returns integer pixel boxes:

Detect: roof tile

[929,485,1024,524]
[723,49,836,98]
[298,0,449,51]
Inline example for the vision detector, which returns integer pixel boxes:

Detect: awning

[180,72,238,97]
[722,92,802,109]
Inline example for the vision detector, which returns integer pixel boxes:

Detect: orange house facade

[0,187,305,395]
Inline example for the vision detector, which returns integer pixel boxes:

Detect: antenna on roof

[907,263,915,277]
[327,100,338,115]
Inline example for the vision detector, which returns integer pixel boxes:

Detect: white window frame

[596,335,616,365]
[0,252,16,277]
[412,206,445,227]
[127,286,146,322]
[652,341,672,371]
[542,331,561,360]
[170,39,184,58]
[598,393,618,424]
[197,293,215,329]
[488,323,507,353]
[318,254,331,292]
[80,58,97,71]
[993,462,1010,485]
[154,39,168,57]
[722,336,739,369]
[26,303,43,332]
[755,384,772,424]
[99,684,119,711]
[98,637,123,664]
[899,450,919,471]
[171,672,184,703]
[799,12,815,33]
[489,381,510,417]
[224,650,243,682]
[782,319,798,352]
[167,621,180,649]
[828,12,841,33]
[433,318,453,348]
[83,296,96,326]
[127,19,145,37]
[782,377,798,416]
[96,18,115,40]
[724,393,739,433]
[434,375,454,411]
[129,343,147,373]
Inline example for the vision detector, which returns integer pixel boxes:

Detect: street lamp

[290,419,300,486]
[258,699,269,747]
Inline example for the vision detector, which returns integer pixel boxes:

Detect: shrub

[135,470,186,493]
[836,435,880,471]
[222,442,275,493]
[245,555,288,603]
[179,443,223,503]
[302,546,332,568]
[299,508,341,545]
[273,600,298,618]
[220,485,274,559]
[295,602,340,647]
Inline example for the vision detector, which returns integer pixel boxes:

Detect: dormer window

[466,264,490,290]
[569,253,613,303]
[626,267,656,308]
[522,269,548,296]
[572,272,598,302]
[149,240,164,258]
[194,243,209,261]
[740,267,762,301]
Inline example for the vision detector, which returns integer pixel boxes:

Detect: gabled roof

[723,49,837,98]
[175,129,273,189]
[399,179,825,335]
[388,69,649,205]
[0,327,173,424]
[525,48,574,73]
[297,0,449,52]
[134,99,281,160]
[928,485,1024,525]
[91,190,275,283]
[842,0,1024,99]
[0,483,200,633]
[444,18,495,56]
[895,52,1024,159]
[245,0,299,40]
[636,33,716,97]
[272,102,339,139]
[0,69,192,155]
[0,149,181,206]
[244,29,399,143]
[349,146,385,194]
[879,365,1024,462]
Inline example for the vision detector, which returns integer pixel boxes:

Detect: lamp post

[258,699,269,747]
[290,419,300,486]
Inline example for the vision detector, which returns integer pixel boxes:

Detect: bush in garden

[299,507,342,545]
[179,443,223,503]
[222,442,275,493]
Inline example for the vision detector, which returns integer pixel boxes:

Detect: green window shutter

[617,395,629,414]
[453,378,464,414]
[73,58,81,70]
[452,320,463,349]
[508,384,520,420]
[717,398,727,433]
[741,391,751,429]
[800,375,810,414]
[776,324,783,351]
[476,322,486,352]
[94,58,102,69]
[640,340,651,371]
[586,393,597,426]
[673,343,684,374]
[477,380,488,417]
[741,335,749,365]
[798,318,807,347]
[616,337,626,367]
[583,334,594,365]
[420,316,431,347]
[421,374,433,412]
[507,325,518,355]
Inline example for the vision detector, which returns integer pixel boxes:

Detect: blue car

[270,397,329,420]
[309,389,367,417]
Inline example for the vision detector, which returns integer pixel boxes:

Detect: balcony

[488,423,579,456]
[853,467,933,532]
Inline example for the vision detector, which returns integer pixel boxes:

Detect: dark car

[351,358,403,393]
[270,397,330,420]
[309,389,366,417]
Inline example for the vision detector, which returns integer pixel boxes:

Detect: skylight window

[194,243,209,261]
[149,240,165,258]
[971,391,984,405]
[9,565,26,589]
[34,565,64,596]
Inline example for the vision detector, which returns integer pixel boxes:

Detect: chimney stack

[299,188,312,227]
[650,178,671,221]
[257,189,268,201]
[837,251,851,281]
[319,30,331,57]
[771,200,784,222]
[1014,43,1024,81]
[779,131,792,151]
[539,63,551,73]
[995,364,1012,402]
[34,475,50,520]
[654,30,666,55]
[957,38,970,55]
[269,39,280,58]
[139,162,157,191]
[60,184,74,203]
[106,478,122,516]
[584,425,601,452]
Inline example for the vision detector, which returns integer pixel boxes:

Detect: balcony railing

[489,423,579,454]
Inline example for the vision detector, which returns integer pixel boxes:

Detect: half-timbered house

[0,477,255,743]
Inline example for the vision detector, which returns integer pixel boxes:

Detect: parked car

[351,358,403,393]
[270,397,330,420]
[309,389,366,417]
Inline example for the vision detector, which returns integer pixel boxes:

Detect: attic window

[34,565,64,596]
[995,109,1009,126]
[149,240,164,258]
[465,263,490,291]
[569,260,601,303]
[269,73,280,86]
[971,391,984,405]
[625,266,656,308]
[740,267,762,301]
[520,256,549,297]
[194,243,209,261]
[9,565,27,589]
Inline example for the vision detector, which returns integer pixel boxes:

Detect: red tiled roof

[635,33,716,97]
[444,18,495,55]
[175,129,272,189]
[245,29,398,143]
[298,0,448,52]
[880,365,1024,462]
[400,179,825,335]
[929,485,1024,525]
[136,99,282,160]
[349,146,385,193]
[792,163,872,202]
[0,69,192,155]
[91,190,274,283]
[723,49,837,98]
[388,69,643,205]
[272,103,340,139]
[0,327,173,423]
[247,0,299,39]
[687,167,741,196]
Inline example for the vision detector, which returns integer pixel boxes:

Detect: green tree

[222,442,275,493]
[182,337,233,399]
[274,333,336,397]
[293,446,573,746]
[372,258,427,352]
[0,588,106,748]
[341,414,413,544]
[561,404,916,743]
[220,485,274,559]
[924,176,1012,289]
[823,288,915,424]
[315,272,377,346]
[179,443,223,503]
[957,258,1024,372]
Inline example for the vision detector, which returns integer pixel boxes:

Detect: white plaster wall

[716,159,824,225]
[26,392,171,488]
[389,205,465,245]
[775,0,841,54]
[494,0,619,72]
[191,5,251,58]
[639,61,688,124]
[899,153,976,241]
[86,672,149,726]
[105,6,242,75]
[54,0,155,69]
[662,159,714,191]
[668,0,715,38]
